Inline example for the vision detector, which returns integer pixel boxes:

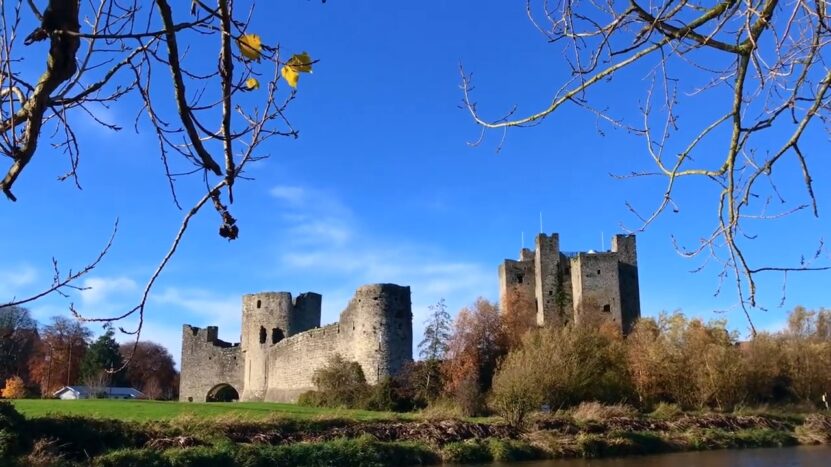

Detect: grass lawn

[10,399,414,422]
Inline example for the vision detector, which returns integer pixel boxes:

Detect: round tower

[346,284,413,384]
[240,292,293,401]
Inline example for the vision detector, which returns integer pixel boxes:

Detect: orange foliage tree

[1,376,26,399]
[501,288,537,349]
[443,297,507,415]
[28,316,91,396]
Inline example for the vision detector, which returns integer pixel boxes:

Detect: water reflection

[483,445,831,466]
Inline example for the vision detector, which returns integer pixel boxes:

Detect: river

[481,445,831,466]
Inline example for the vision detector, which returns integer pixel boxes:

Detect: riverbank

[2,401,831,465]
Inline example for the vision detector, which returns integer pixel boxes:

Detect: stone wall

[179,325,243,402]
[264,284,413,402]
[240,291,323,401]
[571,252,622,327]
[180,284,412,404]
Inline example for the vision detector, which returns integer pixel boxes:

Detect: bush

[571,402,637,423]
[364,377,415,412]
[0,401,27,458]
[300,354,372,409]
[649,402,682,420]
[492,324,633,412]
[1,376,26,399]
[27,416,149,460]
[296,390,326,408]
[164,445,236,466]
[486,438,540,462]
[442,439,492,464]
[795,414,831,444]
[94,448,168,467]
[234,435,438,467]
[490,355,542,428]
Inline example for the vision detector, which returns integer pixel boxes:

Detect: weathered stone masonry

[499,233,640,334]
[179,283,413,403]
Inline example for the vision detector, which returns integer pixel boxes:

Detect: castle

[179,283,413,403]
[499,233,640,334]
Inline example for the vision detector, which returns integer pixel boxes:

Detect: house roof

[53,386,145,398]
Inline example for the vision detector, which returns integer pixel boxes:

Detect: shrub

[163,445,236,466]
[501,325,632,409]
[795,414,831,444]
[1,376,26,399]
[486,438,540,462]
[571,402,637,423]
[296,390,326,408]
[364,377,415,412]
[649,402,682,420]
[0,401,27,458]
[27,416,149,460]
[93,448,168,467]
[442,439,492,463]
[490,353,542,428]
[302,354,371,409]
[233,436,438,466]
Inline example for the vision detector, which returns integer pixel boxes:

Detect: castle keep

[179,283,413,403]
[499,233,640,333]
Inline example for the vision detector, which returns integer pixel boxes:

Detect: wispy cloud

[150,286,241,331]
[0,264,38,300]
[270,185,494,349]
[80,276,138,307]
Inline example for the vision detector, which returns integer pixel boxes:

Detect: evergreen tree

[419,298,451,361]
[79,325,126,390]
[416,298,452,402]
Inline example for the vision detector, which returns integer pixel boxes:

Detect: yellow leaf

[287,52,313,73]
[245,77,260,90]
[281,52,313,89]
[237,34,262,61]
[281,65,299,88]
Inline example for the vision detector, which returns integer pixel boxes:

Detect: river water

[484,445,831,466]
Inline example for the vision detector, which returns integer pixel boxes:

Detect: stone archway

[206,383,239,402]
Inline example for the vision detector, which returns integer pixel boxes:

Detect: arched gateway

[206,383,239,402]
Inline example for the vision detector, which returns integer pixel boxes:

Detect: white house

[53,386,145,400]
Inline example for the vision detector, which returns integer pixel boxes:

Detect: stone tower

[612,234,640,334]
[240,292,322,401]
[340,284,413,384]
[498,232,641,334]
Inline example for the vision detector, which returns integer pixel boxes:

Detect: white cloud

[80,276,138,307]
[0,264,39,300]
[150,286,241,331]
[270,186,307,205]
[270,184,494,353]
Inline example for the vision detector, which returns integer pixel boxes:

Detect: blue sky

[1,1,829,366]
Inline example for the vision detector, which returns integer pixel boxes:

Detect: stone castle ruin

[499,233,641,334]
[179,283,413,403]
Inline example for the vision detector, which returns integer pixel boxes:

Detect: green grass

[11,399,413,422]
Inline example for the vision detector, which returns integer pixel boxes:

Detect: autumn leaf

[245,77,260,90]
[281,52,313,88]
[237,34,262,61]
[287,52,313,73]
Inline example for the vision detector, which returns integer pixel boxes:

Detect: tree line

[300,298,831,426]
[0,306,178,400]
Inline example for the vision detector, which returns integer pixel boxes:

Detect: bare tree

[1,1,315,348]
[462,0,831,332]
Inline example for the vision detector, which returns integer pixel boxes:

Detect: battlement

[182,324,238,348]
